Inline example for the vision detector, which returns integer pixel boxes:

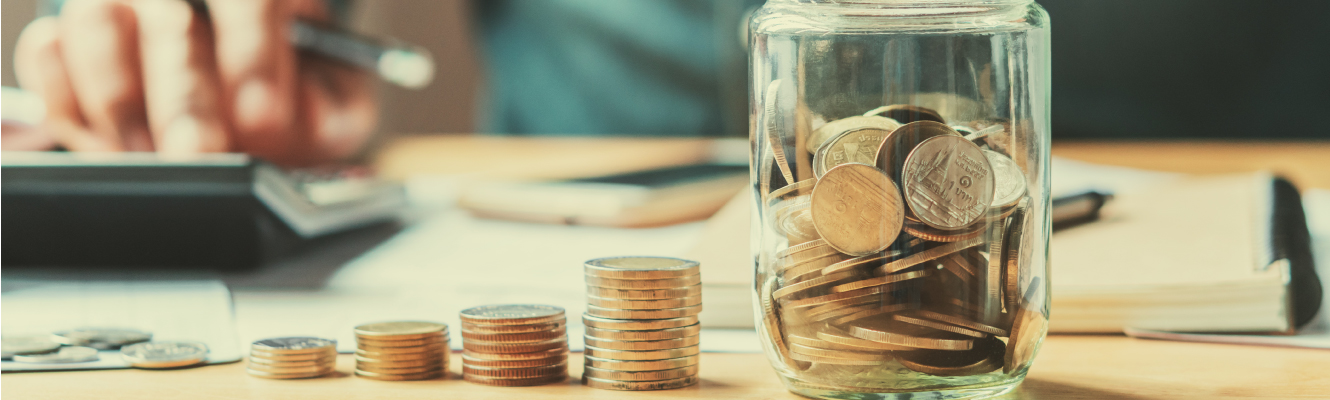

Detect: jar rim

[769,0,1034,6]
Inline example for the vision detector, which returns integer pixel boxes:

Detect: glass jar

[748,1,1050,399]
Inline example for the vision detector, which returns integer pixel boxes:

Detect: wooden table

[4,138,1328,399]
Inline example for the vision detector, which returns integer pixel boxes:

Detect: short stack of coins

[582,256,702,391]
[459,304,569,387]
[247,337,337,379]
[758,101,1044,379]
[353,321,449,381]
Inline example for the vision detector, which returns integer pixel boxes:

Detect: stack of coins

[353,321,449,381]
[459,305,569,387]
[757,102,1042,378]
[247,337,337,379]
[582,256,701,391]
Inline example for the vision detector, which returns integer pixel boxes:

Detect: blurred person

[10,0,759,165]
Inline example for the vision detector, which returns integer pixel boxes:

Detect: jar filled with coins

[749,1,1050,398]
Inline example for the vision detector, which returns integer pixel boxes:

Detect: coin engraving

[811,163,905,256]
[903,135,994,230]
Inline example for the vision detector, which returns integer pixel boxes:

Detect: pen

[1051,191,1114,230]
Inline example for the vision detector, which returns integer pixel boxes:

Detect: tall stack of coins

[247,337,337,379]
[459,305,569,387]
[353,321,449,381]
[758,103,1042,380]
[582,256,701,391]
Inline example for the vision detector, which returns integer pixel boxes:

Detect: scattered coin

[52,328,151,350]
[12,346,100,364]
[2,335,61,359]
[121,341,209,369]
[811,163,905,256]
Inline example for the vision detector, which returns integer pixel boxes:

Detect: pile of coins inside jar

[353,321,450,381]
[758,101,1047,382]
[581,256,703,391]
[247,337,338,379]
[459,304,570,387]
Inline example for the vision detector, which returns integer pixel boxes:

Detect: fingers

[132,0,231,155]
[58,0,153,151]
[297,58,378,164]
[206,0,298,159]
[14,16,115,152]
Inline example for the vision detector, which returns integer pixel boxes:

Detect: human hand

[13,0,378,165]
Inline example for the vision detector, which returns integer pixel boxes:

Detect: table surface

[4,138,1329,399]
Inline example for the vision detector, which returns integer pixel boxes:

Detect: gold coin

[583,335,699,351]
[463,362,566,378]
[249,349,336,361]
[898,336,1004,377]
[779,253,850,283]
[585,285,701,300]
[760,279,810,372]
[768,179,816,206]
[776,238,830,259]
[830,269,930,293]
[774,197,820,242]
[815,329,916,351]
[583,345,699,361]
[807,115,902,154]
[584,355,698,372]
[356,336,446,348]
[357,342,446,354]
[803,303,879,323]
[250,337,336,354]
[820,249,909,276]
[778,244,843,267]
[787,352,889,365]
[875,237,983,275]
[912,310,1008,337]
[354,368,445,381]
[811,164,905,257]
[891,312,986,338]
[903,220,987,243]
[865,104,946,125]
[247,355,335,367]
[460,321,566,334]
[1003,198,1034,313]
[460,304,566,326]
[902,135,994,230]
[461,348,567,361]
[762,80,796,185]
[356,363,444,375]
[247,366,334,379]
[247,361,336,374]
[583,365,698,382]
[937,252,978,283]
[583,374,698,391]
[847,320,974,350]
[355,349,444,361]
[585,304,701,320]
[354,355,447,368]
[584,256,701,280]
[789,343,894,361]
[585,324,700,342]
[829,303,919,325]
[584,275,701,290]
[786,335,888,353]
[461,353,566,368]
[782,286,887,309]
[813,127,894,179]
[581,314,698,331]
[585,295,701,310]
[461,337,566,354]
[1004,296,1046,374]
[353,321,448,339]
[772,271,860,300]
[803,296,879,318]
[460,327,565,343]
[465,373,566,387]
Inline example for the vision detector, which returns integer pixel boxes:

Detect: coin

[357,336,446,348]
[583,374,698,391]
[354,349,442,361]
[773,270,860,300]
[2,335,61,359]
[251,337,337,354]
[461,353,565,368]
[585,304,702,320]
[780,252,850,283]
[810,163,905,256]
[462,337,566,354]
[582,314,698,331]
[847,320,975,350]
[585,324,700,342]
[938,250,981,282]
[460,304,566,326]
[875,237,983,275]
[778,244,843,267]
[763,80,795,184]
[776,238,830,259]
[12,346,100,363]
[250,356,337,368]
[789,343,894,361]
[354,321,448,339]
[462,348,567,361]
[585,295,701,310]
[813,127,893,179]
[248,362,337,374]
[865,104,946,125]
[1004,292,1047,373]
[583,345,700,361]
[807,115,902,154]
[760,279,809,372]
[461,321,566,334]
[815,329,915,351]
[901,135,994,230]
[803,303,879,323]
[768,179,816,206]
[357,342,447,354]
[52,328,152,350]
[985,150,1026,210]
[1003,198,1034,313]
[356,364,444,375]
[355,368,445,381]
[249,366,335,379]
[829,303,920,325]
[584,275,701,290]
[903,220,987,243]
[913,310,1008,337]
[783,286,887,309]
[583,335,700,351]
[464,362,566,378]
[584,256,700,280]
[898,336,1005,377]
[583,364,698,382]
[787,352,888,365]
[874,120,962,184]
[830,269,930,293]
[465,373,566,386]
[460,327,565,343]
[584,354,698,372]
[251,349,336,361]
[891,312,986,338]
[355,355,446,368]
[774,198,820,242]
[820,245,914,275]
[586,285,701,301]
[120,341,209,369]
[787,334,891,353]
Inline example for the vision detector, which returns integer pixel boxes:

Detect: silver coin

[2,335,62,359]
[12,346,100,364]
[812,127,892,179]
[985,150,1027,210]
[459,304,566,325]
[902,135,994,230]
[52,328,152,350]
[584,256,700,280]
[251,337,337,353]
[121,341,209,369]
